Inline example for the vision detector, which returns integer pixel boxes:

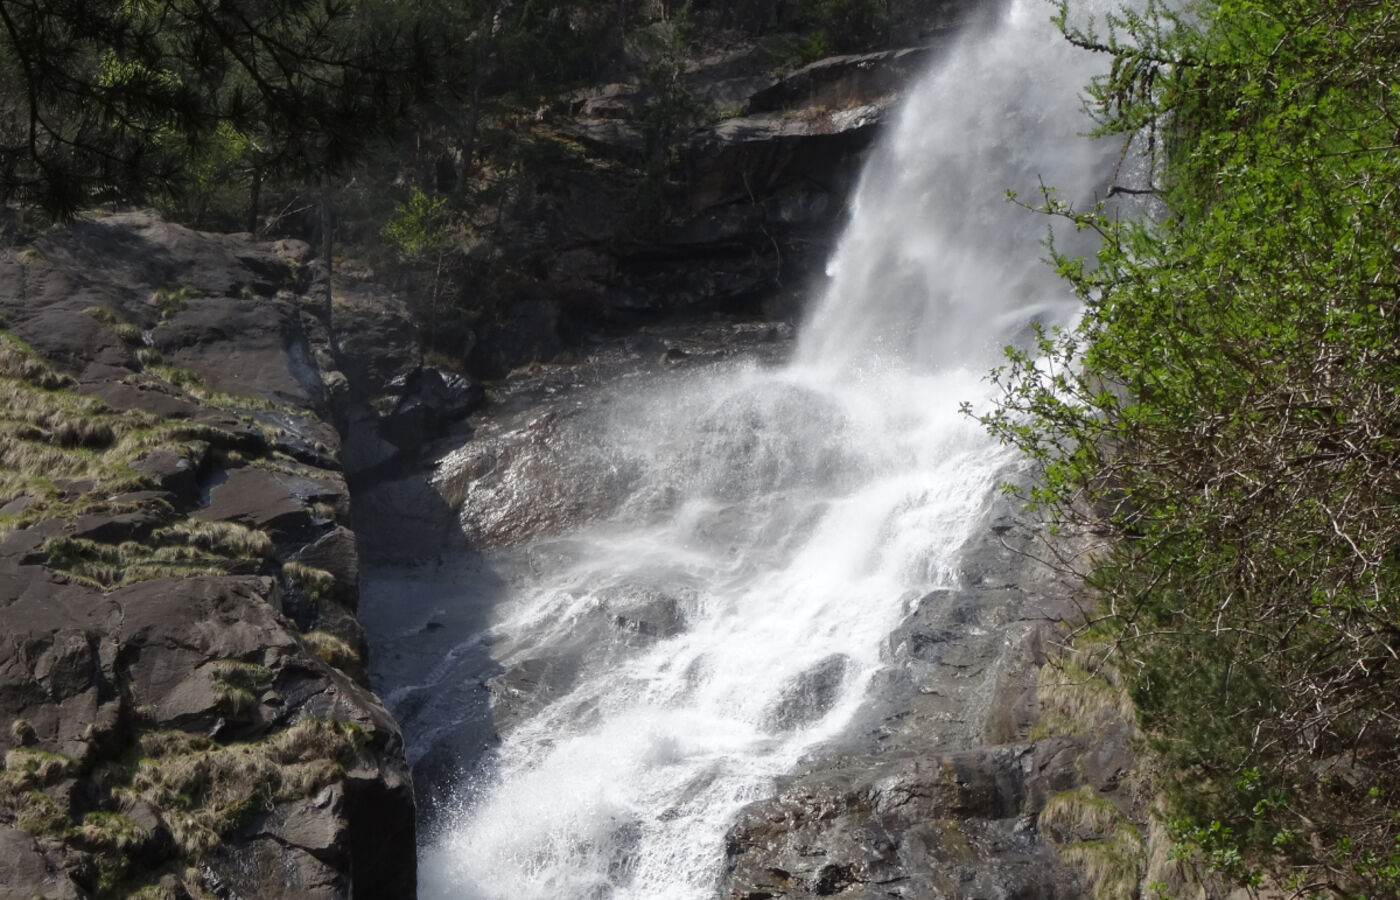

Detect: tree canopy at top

[0,0,439,218]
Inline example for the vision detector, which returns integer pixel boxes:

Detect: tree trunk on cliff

[246,170,262,235]
[321,172,334,325]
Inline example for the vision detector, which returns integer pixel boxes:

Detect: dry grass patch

[116,719,362,856]
[0,332,72,389]
[283,561,335,600]
[3,747,80,783]
[0,333,219,531]
[1030,642,1134,741]
[167,520,274,557]
[149,285,201,321]
[300,630,359,669]
[84,305,145,345]
[0,720,362,897]
[208,660,272,718]
[1,748,82,839]
[1040,786,1146,900]
[42,520,274,589]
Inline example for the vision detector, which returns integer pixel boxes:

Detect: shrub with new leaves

[979,1,1400,895]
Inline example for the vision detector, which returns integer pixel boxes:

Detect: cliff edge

[0,212,430,900]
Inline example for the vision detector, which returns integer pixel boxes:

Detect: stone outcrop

[0,212,463,900]
[542,47,929,332]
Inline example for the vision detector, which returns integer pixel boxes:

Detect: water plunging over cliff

[410,2,1114,896]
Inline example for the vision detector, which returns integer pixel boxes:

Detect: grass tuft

[301,630,359,669]
[85,305,145,345]
[1040,787,1145,900]
[149,285,201,320]
[283,561,335,600]
[0,333,73,389]
[43,521,274,589]
[1030,645,1134,741]
[116,719,360,856]
[208,660,272,718]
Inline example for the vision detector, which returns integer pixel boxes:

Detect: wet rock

[765,654,849,731]
[379,368,485,450]
[721,499,1094,899]
[436,404,642,547]
[248,408,342,468]
[486,657,569,728]
[610,592,684,642]
[203,835,347,900]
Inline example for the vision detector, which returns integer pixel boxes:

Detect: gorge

[362,1,1126,896]
[6,0,1394,895]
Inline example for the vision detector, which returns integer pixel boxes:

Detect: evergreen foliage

[0,0,439,219]
[981,1,1400,894]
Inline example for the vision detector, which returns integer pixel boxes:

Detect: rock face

[0,213,431,900]
[447,1,996,377]
[718,498,1134,899]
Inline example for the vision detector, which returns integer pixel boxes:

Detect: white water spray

[413,2,1115,896]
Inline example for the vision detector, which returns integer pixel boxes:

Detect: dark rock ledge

[0,212,463,900]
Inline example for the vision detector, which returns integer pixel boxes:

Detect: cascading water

[395,1,1117,896]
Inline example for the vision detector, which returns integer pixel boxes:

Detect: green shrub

[382,188,452,262]
[982,1,1400,895]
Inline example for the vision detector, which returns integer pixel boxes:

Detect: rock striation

[0,212,466,900]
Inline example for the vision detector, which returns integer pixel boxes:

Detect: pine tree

[0,0,439,219]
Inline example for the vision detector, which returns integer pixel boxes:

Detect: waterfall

[408,1,1116,896]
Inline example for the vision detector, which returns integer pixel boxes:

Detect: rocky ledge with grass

[0,212,463,900]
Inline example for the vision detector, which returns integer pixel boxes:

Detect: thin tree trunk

[246,169,261,234]
[320,172,334,328]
